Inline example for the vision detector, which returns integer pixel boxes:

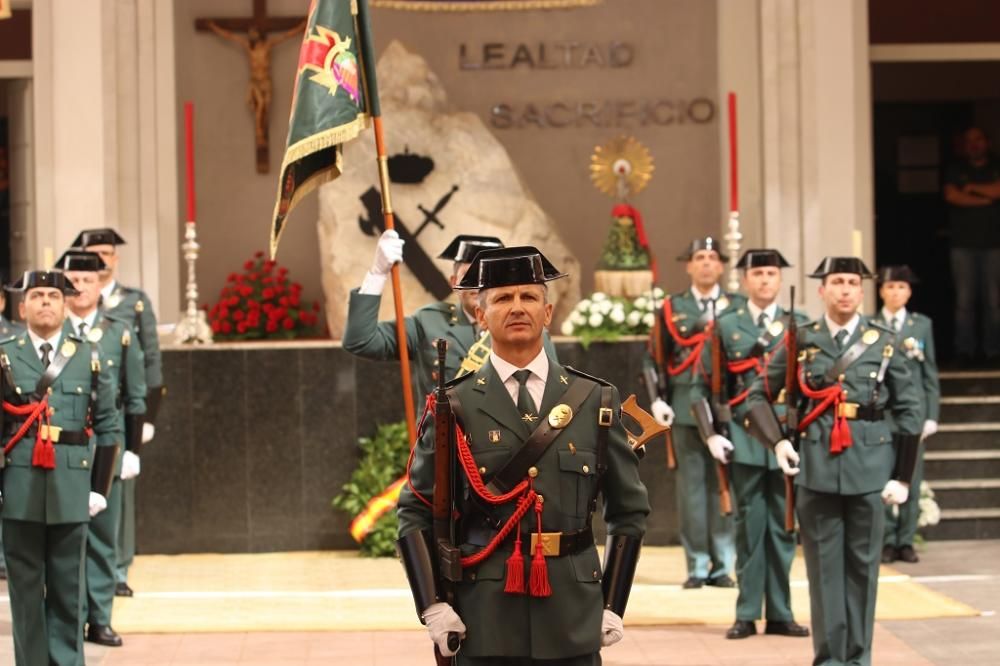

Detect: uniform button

[528,466,538,478]
[869,371,877,379]
[76,386,83,393]
[48,407,55,416]
[469,572,477,581]
[82,460,88,468]
[838,374,845,382]
[478,466,486,475]
[536,494,544,503]
[593,570,599,579]
[47,387,53,395]
[582,464,590,474]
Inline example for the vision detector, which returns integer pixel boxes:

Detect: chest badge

[86,327,104,343]
[488,429,501,443]
[548,404,574,429]
[60,341,77,358]
[106,293,122,309]
[768,320,785,337]
[716,296,730,311]
[863,329,880,345]
[559,375,569,385]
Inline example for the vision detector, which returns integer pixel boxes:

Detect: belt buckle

[837,402,859,419]
[530,532,561,557]
[39,424,62,442]
[598,408,613,426]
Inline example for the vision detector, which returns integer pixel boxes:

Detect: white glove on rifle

[601,609,625,647]
[881,480,910,505]
[142,422,156,444]
[921,420,938,441]
[422,602,466,657]
[774,439,800,476]
[706,434,735,464]
[359,230,405,295]
[121,451,141,480]
[88,492,108,518]
[650,398,675,428]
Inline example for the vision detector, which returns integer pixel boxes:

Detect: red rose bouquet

[207,251,321,341]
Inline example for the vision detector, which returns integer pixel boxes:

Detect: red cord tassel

[504,531,526,594]
[32,433,56,469]
[529,498,551,597]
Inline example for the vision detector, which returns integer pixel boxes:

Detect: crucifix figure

[196,0,305,173]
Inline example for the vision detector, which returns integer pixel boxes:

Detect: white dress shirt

[67,310,99,337]
[100,280,117,303]
[825,313,861,344]
[747,301,778,327]
[491,347,548,412]
[690,284,721,308]
[881,307,907,332]
[27,328,63,365]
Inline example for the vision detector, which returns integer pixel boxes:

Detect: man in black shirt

[943,126,1000,363]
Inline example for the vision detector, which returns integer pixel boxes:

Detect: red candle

[728,92,738,214]
[185,101,196,223]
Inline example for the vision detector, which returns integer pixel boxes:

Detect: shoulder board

[792,311,810,324]
[867,320,893,334]
[564,365,611,387]
[102,311,130,324]
[717,308,740,323]
[443,370,477,389]
[0,334,17,346]
[66,333,84,343]
[118,285,141,295]
[420,301,455,315]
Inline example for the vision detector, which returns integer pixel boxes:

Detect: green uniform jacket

[1,330,122,523]
[398,359,649,660]
[870,311,940,424]
[747,316,923,495]
[342,289,558,408]
[646,289,745,426]
[0,316,23,337]
[102,282,162,389]
[691,306,810,469]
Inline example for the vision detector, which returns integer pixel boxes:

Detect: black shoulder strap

[33,342,76,399]
[823,333,877,383]
[485,377,597,496]
[749,315,792,358]
[88,342,101,428]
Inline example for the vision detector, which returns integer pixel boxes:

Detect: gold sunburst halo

[590,135,654,198]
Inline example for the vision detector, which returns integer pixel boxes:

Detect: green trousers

[3,519,87,666]
[798,488,884,666]
[731,463,796,622]
[86,476,123,625]
[883,442,925,548]
[115,475,136,583]
[674,424,734,579]
[457,654,600,665]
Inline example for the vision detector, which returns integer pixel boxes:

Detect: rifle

[708,301,733,516]
[782,286,800,533]
[648,311,677,469]
[432,339,461,664]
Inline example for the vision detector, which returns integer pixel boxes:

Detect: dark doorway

[0,116,10,321]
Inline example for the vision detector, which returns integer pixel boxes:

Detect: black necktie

[699,298,712,312]
[513,369,537,422]
[79,321,88,337]
[757,312,768,330]
[40,342,53,369]
[834,329,848,350]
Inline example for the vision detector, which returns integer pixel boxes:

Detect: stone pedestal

[593,270,655,299]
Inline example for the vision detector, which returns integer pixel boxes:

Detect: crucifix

[196,0,305,174]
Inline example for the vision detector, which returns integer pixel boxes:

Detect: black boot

[86,623,123,647]
[726,620,756,639]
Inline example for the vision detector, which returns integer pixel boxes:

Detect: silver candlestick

[724,210,743,293]
[174,221,212,344]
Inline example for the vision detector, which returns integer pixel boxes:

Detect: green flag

[270,0,381,257]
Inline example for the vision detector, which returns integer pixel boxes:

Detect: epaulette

[0,334,17,346]
[867,320,894,334]
[564,365,612,387]
[103,311,130,325]
[804,318,824,333]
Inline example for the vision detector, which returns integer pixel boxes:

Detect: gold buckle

[837,402,859,419]
[530,532,561,557]
[39,424,62,442]
[598,407,613,427]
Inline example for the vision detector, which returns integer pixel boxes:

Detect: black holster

[125,413,145,455]
[745,402,786,448]
[602,534,642,618]
[691,399,716,442]
[90,445,120,497]
[145,386,166,425]
[893,433,921,485]
[397,529,441,623]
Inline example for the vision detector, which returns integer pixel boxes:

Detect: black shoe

[726,620,756,639]
[706,575,736,588]
[86,623,123,647]
[682,576,705,589]
[765,620,810,637]
[0,568,6,581]
[881,545,897,564]
[114,582,134,597]
[897,545,920,563]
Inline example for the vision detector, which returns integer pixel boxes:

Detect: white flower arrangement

[559,288,666,347]
[917,480,941,528]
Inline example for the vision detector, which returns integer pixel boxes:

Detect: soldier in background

[74,228,164,597]
[647,237,744,588]
[873,265,940,564]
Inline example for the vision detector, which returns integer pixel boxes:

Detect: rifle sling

[823,334,877,384]
[32,343,76,400]
[750,314,792,358]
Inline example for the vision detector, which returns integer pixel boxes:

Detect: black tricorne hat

[437,235,505,264]
[5,270,81,296]
[677,236,729,262]
[72,228,127,248]
[736,249,791,269]
[53,250,107,273]
[876,265,919,285]
[808,257,874,279]
[455,246,566,291]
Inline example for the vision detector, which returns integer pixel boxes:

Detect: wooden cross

[196,0,305,174]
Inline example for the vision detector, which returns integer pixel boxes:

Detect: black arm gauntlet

[893,433,921,485]
[397,529,442,623]
[745,402,786,449]
[691,399,716,442]
[602,534,642,617]
[90,445,120,497]
[145,386,166,425]
[125,413,145,455]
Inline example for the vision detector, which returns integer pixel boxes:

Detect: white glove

[774,439,800,476]
[370,229,405,276]
[921,420,938,441]
[89,492,108,517]
[706,434,734,464]
[881,480,910,506]
[142,422,156,444]
[121,450,141,480]
[422,602,466,657]
[601,609,624,647]
[650,399,675,427]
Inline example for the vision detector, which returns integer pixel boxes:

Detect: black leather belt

[834,403,885,422]
[464,524,593,559]
[4,424,90,446]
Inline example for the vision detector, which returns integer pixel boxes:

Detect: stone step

[939,370,1000,396]
[923,508,1000,540]
[923,450,1000,479]
[939,396,1000,423]
[928,479,1000,509]
[927,425,1000,450]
